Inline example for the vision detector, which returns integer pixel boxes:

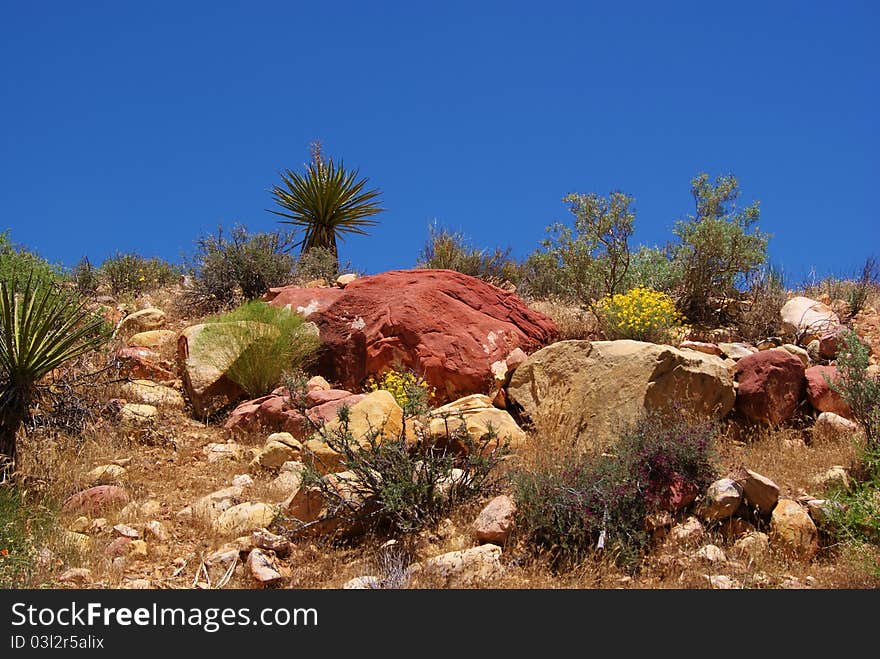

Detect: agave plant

[268,141,384,263]
[0,273,110,478]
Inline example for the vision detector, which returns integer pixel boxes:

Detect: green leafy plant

[269,141,384,267]
[200,300,320,399]
[0,231,61,292]
[416,222,521,287]
[513,413,717,570]
[184,224,296,311]
[299,409,510,535]
[670,173,769,323]
[0,273,110,478]
[99,251,180,297]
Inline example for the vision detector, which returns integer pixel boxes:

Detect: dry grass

[527,299,601,341]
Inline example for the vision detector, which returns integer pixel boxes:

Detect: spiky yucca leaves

[268,142,384,262]
[0,274,110,478]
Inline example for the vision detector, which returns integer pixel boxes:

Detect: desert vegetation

[1,162,879,591]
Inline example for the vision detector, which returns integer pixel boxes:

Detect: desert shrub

[621,245,681,294]
[100,252,180,296]
[735,265,787,342]
[526,191,635,308]
[0,231,61,291]
[201,300,320,398]
[0,486,61,587]
[596,287,684,343]
[513,413,717,570]
[70,256,100,296]
[526,299,600,340]
[300,408,511,535]
[845,257,879,318]
[416,223,521,287]
[365,367,434,417]
[184,224,296,312]
[670,173,769,323]
[517,251,566,301]
[824,331,880,569]
[292,246,345,285]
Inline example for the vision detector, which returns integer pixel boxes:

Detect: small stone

[813,412,859,443]
[695,544,727,564]
[251,528,291,555]
[86,463,127,485]
[144,520,169,542]
[112,523,140,539]
[306,376,331,392]
[119,403,158,426]
[812,465,851,492]
[246,548,284,585]
[203,442,245,463]
[343,576,381,589]
[128,540,148,559]
[699,478,743,521]
[232,474,254,488]
[732,532,771,563]
[770,499,819,561]
[62,485,129,514]
[732,468,780,515]
[705,575,741,589]
[104,537,132,558]
[777,344,810,368]
[88,518,110,535]
[410,544,504,588]
[58,568,92,584]
[473,495,517,544]
[69,516,90,533]
[214,502,278,537]
[667,516,705,546]
[125,578,152,589]
[336,273,358,287]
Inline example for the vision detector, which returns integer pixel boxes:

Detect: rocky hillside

[7,269,880,590]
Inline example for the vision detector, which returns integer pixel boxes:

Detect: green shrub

[201,300,319,398]
[291,245,358,285]
[70,256,100,296]
[99,252,180,296]
[670,173,769,323]
[416,223,521,287]
[621,245,681,295]
[844,257,879,318]
[0,486,60,587]
[299,408,511,535]
[184,224,296,312]
[595,287,684,343]
[513,413,717,570]
[829,331,880,448]
[0,231,61,291]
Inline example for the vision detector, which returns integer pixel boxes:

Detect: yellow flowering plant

[596,286,685,343]
[365,366,434,417]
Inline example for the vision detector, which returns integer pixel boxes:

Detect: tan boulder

[251,432,303,471]
[410,544,503,588]
[119,403,157,426]
[121,380,185,410]
[770,499,819,560]
[732,468,780,515]
[127,329,177,352]
[322,390,403,446]
[473,495,517,544]
[812,412,859,443]
[781,297,841,343]
[507,340,735,450]
[114,308,166,339]
[698,478,743,521]
[214,502,278,537]
[428,394,526,453]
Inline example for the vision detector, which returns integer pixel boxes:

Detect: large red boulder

[264,269,558,402]
[805,365,851,418]
[734,350,806,425]
[224,394,313,437]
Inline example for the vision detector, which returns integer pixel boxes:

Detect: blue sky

[2,1,877,286]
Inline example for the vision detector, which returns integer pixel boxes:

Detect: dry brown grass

[527,299,601,341]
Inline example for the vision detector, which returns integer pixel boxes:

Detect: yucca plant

[0,272,110,479]
[268,141,384,265]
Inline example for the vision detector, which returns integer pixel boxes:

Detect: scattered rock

[114,308,166,339]
[410,544,504,588]
[307,376,331,392]
[202,442,245,463]
[781,296,841,343]
[251,433,303,471]
[112,523,140,539]
[104,537,132,558]
[508,340,735,451]
[58,568,92,585]
[322,390,403,446]
[812,465,850,492]
[269,462,305,504]
[264,269,557,402]
[732,468,780,515]
[718,342,758,360]
[699,478,743,521]
[232,474,254,488]
[128,540,149,560]
[734,350,806,425]
[428,394,527,453]
[305,393,366,426]
[805,366,851,417]
[732,532,771,563]
[69,516,90,533]
[770,499,819,561]
[695,544,727,564]
[812,411,859,443]
[86,464,127,485]
[113,346,176,381]
[190,486,245,523]
[119,403,158,426]
[667,516,705,546]
[343,576,381,589]
[705,575,741,589]
[679,341,724,357]
[62,485,129,514]
[819,327,847,360]
[251,529,291,555]
[301,439,346,475]
[144,520,169,542]
[225,394,313,437]
[246,548,285,585]
[121,380,186,410]
[214,502,279,537]
[127,329,178,351]
[473,495,517,544]
[777,344,810,368]
[335,273,357,287]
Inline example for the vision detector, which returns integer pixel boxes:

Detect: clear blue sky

[2,1,877,285]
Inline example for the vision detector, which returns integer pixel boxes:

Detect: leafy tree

[527,191,635,307]
[0,274,110,480]
[268,141,384,267]
[671,173,768,322]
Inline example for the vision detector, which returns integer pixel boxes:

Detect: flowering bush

[365,367,434,417]
[596,286,684,343]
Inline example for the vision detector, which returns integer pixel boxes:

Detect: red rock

[734,350,806,425]
[305,389,355,408]
[62,485,129,514]
[473,495,517,544]
[306,394,366,425]
[113,346,176,381]
[805,365,851,418]
[104,537,132,558]
[819,327,847,360]
[264,269,557,402]
[648,472,700,512]
[224,395,313,437]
